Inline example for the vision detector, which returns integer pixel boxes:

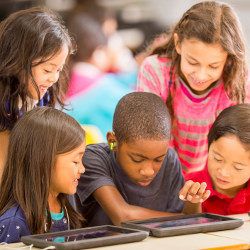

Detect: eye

[131,157,144,163]
[154,158,164,163]
[209,65,219,70]
[234,166,244,171]
[44,69,51,73]
[73,161,79,165]
[188,61,198,66]
[214,156,223,162]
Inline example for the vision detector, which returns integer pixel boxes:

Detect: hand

[179,180,211,203]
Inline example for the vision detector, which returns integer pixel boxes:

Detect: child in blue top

[0,7,74,180]
[0,107,85,243]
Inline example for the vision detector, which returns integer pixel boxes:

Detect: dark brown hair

[208,104,250,151]
[0,107,85,234]
[148,1,246,118]
[0,6,75,131]
[67,14,107,62]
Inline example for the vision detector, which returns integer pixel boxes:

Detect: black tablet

[21,225,148,249]
[122,213,244,237]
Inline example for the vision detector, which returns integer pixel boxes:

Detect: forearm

[123,205,181,223]
[182,201,202,214]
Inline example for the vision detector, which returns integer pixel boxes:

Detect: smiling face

[207,135,250,197]
[115,139,169,186]
[28,44,69,100]
[50,142,86,196]
[174,36,228,95]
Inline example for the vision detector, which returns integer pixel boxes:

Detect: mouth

[190,76,209,87]
[73,178,79,186]
[216,177,229,185]
[137,179,153,186]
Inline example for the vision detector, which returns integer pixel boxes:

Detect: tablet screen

[44,230,124,243]
[139,217,220,229]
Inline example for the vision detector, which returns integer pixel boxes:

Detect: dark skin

[93,132,210,225]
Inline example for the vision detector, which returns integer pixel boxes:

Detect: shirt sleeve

[165,149,185,213]
[137,56,168,100]
[76,145,116,206]
[0,217,30,243]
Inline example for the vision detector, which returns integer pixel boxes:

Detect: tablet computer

[21,225,149,249]
[122,213,244,237]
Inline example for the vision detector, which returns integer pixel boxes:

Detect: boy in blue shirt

[75,92,210,226]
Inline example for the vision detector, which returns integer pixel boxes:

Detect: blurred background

[1,0,249,142]
[1,0,250,56]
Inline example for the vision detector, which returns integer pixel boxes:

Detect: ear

[174,33,181,55]
[106,131,118,151]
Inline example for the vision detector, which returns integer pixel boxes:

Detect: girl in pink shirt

[137,1,250,174]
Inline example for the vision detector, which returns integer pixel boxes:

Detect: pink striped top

[137,55,250,174]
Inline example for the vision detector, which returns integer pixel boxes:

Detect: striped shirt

[137,55,241,174]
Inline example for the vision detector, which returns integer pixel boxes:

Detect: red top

[185,167,250,215]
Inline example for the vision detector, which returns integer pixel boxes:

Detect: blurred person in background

[65,14,137,139]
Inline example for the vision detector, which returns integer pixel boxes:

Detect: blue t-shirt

[0,205,69,243]
[75,143,185,226]
[2,92,49,130]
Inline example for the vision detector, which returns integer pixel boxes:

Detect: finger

[197,182,207,196]
[189,182,201,198]
[179,180,193,200]
[201,190,211,202]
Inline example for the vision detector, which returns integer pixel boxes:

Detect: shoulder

[84,143,111,159]
[140,55,171,71]
[82,143,113,170]
[165,148,181,168]
[185,168,208,182]
[0,205,30,243]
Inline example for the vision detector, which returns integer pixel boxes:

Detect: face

[115,139,169,186]
[208,135,250,197]
[28,44,69,100]
[50,142,86,196]
[175,36,228,95]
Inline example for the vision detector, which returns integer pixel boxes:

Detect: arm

[93,185,180,226]
[0,130,10,183]
[179,180,211,214]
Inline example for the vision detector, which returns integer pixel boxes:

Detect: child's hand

[179,180,211,203]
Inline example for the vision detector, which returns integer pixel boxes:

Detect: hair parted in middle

[0,107,85,234]
[113,92,171,144]
[148,1,247,118]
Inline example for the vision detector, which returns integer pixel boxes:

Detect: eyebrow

[186,55,223,65]
[49,63,64,67]
[130,152,166,160]
[213,150,224,158]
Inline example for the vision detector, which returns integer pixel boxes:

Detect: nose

[218,165,230,177]
[48,72,59,84]
[196,67,208,82]
[139,164,155,177]
[78,162,85,175]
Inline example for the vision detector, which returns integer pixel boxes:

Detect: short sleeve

[0,217,30,243]
[137,56,168,100]
[165,149,185,213]
[76,144,116,206]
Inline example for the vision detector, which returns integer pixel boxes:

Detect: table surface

[3,213,250,250]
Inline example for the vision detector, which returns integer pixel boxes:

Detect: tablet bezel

[122,213,244,237]
[21,225,149,249]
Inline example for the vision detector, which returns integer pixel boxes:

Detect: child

[0,7,74,180]
[0,107,85,243]
[75,92,209,226]
[65,14,137,138]
[137,1,250,174]
[184,104,250,215]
